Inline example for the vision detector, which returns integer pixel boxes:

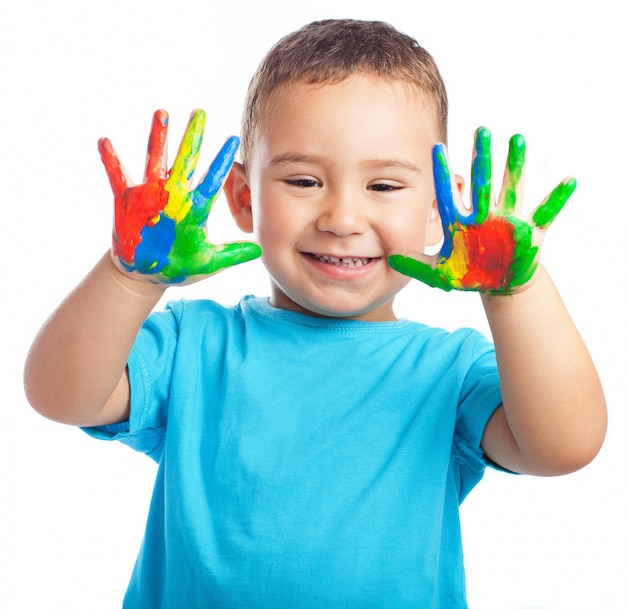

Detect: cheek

[383,205,431,251]
[253,199,298,249]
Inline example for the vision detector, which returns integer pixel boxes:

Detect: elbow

[524,413,608,477]
[23,363,63,423]
[536,444,604,477]
[23,357,79,425]
[559,426,607,475]
[567,396,609,473]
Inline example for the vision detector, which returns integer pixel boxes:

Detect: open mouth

[309,254,373,268]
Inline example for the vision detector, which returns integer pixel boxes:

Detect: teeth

[315,254,371,268]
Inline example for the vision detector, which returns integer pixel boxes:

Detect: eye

[285,178,320,188]
[368,182,403,192]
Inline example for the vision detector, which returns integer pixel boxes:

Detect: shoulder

[149,297,252,331]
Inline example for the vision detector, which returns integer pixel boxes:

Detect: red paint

[460,216,516,290]
[112,181,169,263]
[98,111,171,265]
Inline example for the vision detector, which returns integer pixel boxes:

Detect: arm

[24,109,261,427]
[24,254,164,426]
[480,266,606,475]
[389,128,606,475]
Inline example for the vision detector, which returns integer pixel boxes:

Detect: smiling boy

[24,19,606,609]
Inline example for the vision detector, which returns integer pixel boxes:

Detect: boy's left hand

[388,127,576,294]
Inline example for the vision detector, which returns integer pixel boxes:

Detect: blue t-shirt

[85,296,502,608]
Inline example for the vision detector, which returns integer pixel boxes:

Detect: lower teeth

[316,255,370,268]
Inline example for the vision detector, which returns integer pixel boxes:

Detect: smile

[310,254,373,268]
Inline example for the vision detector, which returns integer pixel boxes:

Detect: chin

[300,297,396,322]
[270,281,398,321]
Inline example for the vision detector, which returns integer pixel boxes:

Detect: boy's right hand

[98,109,262,285]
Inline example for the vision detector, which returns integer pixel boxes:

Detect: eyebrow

[269,152,321,166]
[362,158,424,174]
[269,153,423,174]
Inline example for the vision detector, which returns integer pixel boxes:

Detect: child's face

[229,73,443,321]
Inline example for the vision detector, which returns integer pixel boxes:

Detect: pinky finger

[531,177,577,228]
[98,137,129,198]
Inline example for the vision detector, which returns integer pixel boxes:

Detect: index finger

[432,143,458,260]
[195,136,240,203]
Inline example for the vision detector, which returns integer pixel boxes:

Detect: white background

[2,1,624,607]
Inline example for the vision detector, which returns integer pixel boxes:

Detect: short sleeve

[452,340,504,501]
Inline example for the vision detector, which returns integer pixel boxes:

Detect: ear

[224,161,254,233]
[454,174,465,197]
[425,174,465,246]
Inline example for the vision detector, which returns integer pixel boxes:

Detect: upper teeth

[316,254,371,267]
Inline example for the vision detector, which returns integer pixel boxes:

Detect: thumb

[387,252,452,291]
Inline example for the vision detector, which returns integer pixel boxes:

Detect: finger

[98,137,130,198]
[432,143,458,259]
[195,136,240,205]
[388,254,452,291]
[144,109,169,182]
[169,109,206,186]
[432,144,455,225]
[531,177,577,228]
[210,241,263,270]
[499,133,526,213]
[162,241,263,283]
[470,127,492,223]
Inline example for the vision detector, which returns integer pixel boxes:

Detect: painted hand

[388,127,576,294]
[98,109,262,284]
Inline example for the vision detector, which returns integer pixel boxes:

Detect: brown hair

[240,19,448,166]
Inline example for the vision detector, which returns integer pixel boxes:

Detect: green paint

[391,127,575,295]
[532,177,576,228]
[100,109,262,284]
[471,127,492,224]
[505,215,539,291]
[388,255,452,291]
[502,134,525,212]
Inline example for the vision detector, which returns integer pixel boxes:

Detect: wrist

[480,264,547,304]
[480,266,558,330]
[103,251,168,302]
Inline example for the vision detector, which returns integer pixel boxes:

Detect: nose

[316,188,368,236]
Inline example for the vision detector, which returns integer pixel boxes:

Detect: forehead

[254,74,441,154]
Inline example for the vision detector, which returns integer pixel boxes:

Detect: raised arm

[24,110,261,427]
[389,128,606,475]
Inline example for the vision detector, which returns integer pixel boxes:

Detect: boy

[24,19,606,609]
